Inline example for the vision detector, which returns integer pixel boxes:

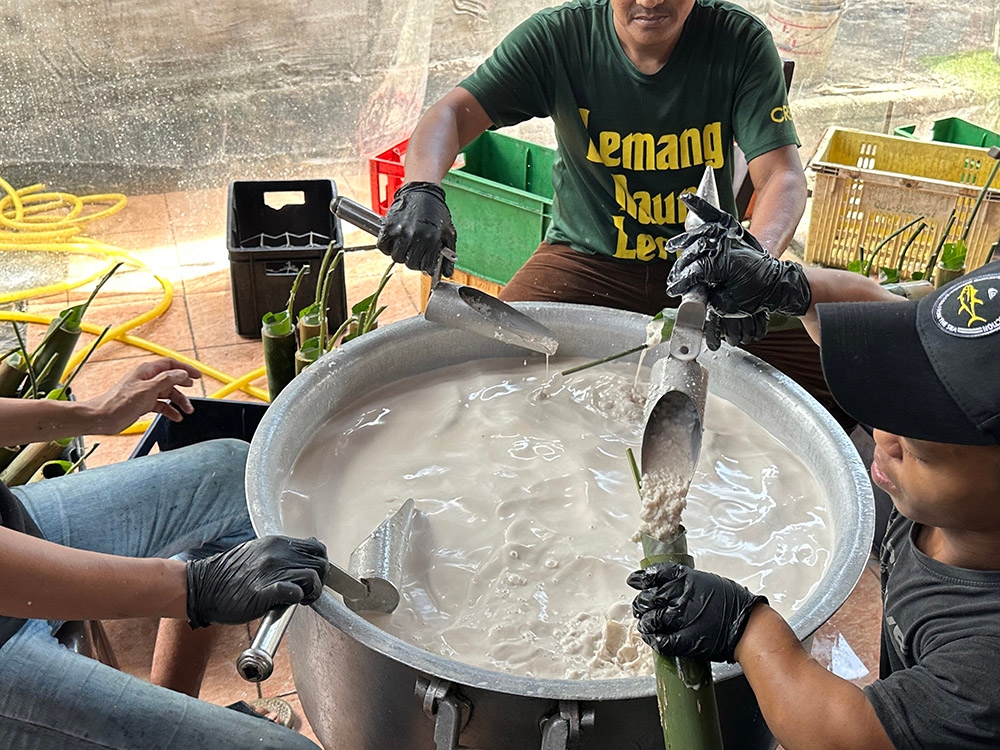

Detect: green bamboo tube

[935,263,965,288]
[296,303,323,346]
[295,336,322,375]
[262,311,297,402]
[641,530,725,750]
[0,353,29,397]
[30,312,81,396]
[1,439,71,487]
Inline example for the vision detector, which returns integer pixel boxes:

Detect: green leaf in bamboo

[879,221,927,284]
[294,335,322,375]
[340,260,394,345]
[30,262,123,395]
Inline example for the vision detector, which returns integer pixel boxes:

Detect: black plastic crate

[227,179,348,338]
[129,397,268,458]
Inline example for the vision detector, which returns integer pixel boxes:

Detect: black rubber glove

[627,562,767,664]
[377,181,457,277]
[186,535,329,629]
[667,194,811,320]
[704,309,769,352]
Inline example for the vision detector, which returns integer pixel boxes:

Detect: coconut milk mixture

[279,358,830,680]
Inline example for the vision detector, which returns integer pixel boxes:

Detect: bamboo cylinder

[30,320,81,396]
[0,445,22,473]
[297,305,323,346]
[935,263,965,288]
[262,312,297,402]
[641,530,725,750]
[1,440,70,487]
[0,353,29,397]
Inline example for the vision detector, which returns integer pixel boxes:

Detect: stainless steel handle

[331,195,384,237]
[236,605,296,682]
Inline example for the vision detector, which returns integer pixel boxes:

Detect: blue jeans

[0,439,320,750]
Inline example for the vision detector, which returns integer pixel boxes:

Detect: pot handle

[416,678,594,750]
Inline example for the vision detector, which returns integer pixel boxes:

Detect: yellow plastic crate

[805,127,1000,276]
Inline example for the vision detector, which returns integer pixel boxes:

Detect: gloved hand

[627,561,767,663]
[667,194,812,321]
[187,535,329,629]
[704,309,769,352]
[377,181,457,277]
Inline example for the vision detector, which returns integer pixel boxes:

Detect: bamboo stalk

[29,263,122,395]
[262,266,309,401]
[294,336,322,374]
[1,439,71,486]
[0,445,22,473]
[641,530,725,750]
[0,353,29,397]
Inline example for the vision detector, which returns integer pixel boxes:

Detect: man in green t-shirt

[378,0,846,426]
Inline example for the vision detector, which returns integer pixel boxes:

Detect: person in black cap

[629,202,1000,749]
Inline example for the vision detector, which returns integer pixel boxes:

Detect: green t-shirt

[460,0,799,263]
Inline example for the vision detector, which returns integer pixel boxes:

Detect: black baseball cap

[818,260,1000,446]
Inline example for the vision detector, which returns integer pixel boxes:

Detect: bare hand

[87,358,202,434]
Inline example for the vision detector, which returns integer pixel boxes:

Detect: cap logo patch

[933,272,1000,338]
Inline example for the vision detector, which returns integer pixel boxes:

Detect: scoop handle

[236,605,296,682]
[331,195,384,237]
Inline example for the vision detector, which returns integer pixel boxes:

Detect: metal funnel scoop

[237,499,418,682]
[332,196,559,356]
[639,167,718,542]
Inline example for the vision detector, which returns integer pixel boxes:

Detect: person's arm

[377,87,494,275]
[1,527,328,626]
[403,87,494,184]
[798,266,901,344]
[0,526,187,620]
[744,144,807,258]
[0,357,200,447]
[629,564,894,750]
[735,605,893,750]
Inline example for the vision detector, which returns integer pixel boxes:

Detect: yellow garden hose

[0,178,270,436]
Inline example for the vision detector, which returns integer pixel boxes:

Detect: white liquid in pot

[279,358,831,680]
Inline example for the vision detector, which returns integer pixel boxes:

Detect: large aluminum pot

[246,303,874,750]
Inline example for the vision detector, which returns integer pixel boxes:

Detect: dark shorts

[499,242,855,431]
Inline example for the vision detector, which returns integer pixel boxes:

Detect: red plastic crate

[369,139,408,216]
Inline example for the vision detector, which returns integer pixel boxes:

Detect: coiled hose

[0,178,268,435]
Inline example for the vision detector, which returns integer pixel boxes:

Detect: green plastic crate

[893,117,1000,149]
[442,131,555,286]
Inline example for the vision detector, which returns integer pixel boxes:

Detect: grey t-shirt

[864,510,1000,747]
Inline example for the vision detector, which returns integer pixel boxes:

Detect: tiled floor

[9,185,883,748]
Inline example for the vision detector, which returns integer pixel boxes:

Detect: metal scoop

[332,196,559,356]
[640,167,719,507]
[237,498,418,682]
